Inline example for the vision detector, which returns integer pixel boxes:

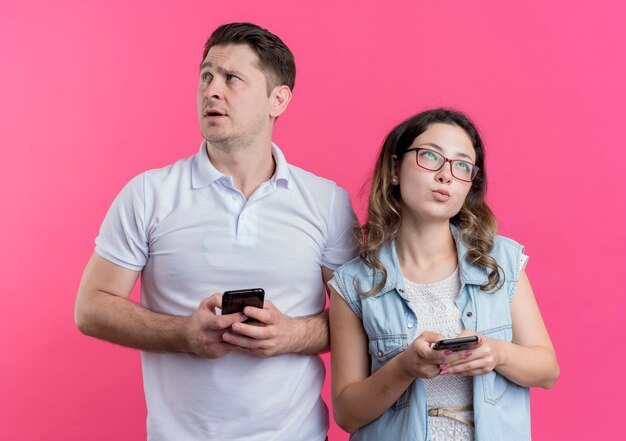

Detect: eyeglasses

[405,147,480,182]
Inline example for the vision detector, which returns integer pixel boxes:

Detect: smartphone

[432,336,479,351]
[221,288,265,323]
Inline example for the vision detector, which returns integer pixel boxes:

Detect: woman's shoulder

[491,233,526,278]
[334,254,374,280]
[492,234,524,254]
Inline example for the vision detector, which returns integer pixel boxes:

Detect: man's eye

[201,72,212,82]
[226,74,240,81]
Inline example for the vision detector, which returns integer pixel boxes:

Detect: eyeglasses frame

[404,147,480,182]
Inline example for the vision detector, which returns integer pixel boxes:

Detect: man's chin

[201,129,229,144]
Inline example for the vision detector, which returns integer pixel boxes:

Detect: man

[75,22,356,441]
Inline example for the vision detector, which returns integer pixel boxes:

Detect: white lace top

[404,269,474,441]
[405,253,528,441]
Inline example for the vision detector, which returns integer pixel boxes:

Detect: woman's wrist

[490,337,507,369]
[394,350,417,381]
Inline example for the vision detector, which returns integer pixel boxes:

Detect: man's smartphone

[432,336,479,351]
[221,288,265,323]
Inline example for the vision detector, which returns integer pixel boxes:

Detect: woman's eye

[456,161,471,171]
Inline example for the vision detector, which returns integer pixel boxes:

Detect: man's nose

[203,78,223,100]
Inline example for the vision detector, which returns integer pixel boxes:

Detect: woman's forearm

[493,339,560,389]
[333,353,415,433]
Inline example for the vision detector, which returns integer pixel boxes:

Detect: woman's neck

[395,219,458,284]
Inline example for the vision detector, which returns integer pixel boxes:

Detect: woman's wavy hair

[356,108,502,297]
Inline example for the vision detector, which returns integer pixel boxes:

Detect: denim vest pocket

[368,334,411,410]
[368,334,407,362]
[479,325,512,405]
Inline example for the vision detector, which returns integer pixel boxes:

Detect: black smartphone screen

[432,336,479,351]
[222,288,265,323]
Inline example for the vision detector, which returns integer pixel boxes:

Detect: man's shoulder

[113,153,197,204]
[285,164,355,219]
[286,163,344,194]
[133,152,196,192]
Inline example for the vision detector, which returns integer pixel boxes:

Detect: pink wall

[2,0,624,439]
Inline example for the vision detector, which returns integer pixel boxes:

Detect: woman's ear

[391,155,399,185]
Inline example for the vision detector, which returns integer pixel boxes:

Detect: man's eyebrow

[421,143,474,161]
[199,62,245,78]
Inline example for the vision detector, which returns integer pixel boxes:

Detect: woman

[329,109,559,441]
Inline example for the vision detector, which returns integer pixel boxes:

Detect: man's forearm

[75,290,190,353]
[289,309,330,355]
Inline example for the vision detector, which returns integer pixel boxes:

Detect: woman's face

[393,123,476,223]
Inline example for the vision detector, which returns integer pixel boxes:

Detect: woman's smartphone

[221,288,265,323]
[432,336,479,351]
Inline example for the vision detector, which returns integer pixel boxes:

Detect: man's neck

[205,141,276,199]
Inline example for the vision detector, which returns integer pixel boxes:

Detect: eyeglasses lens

[416,149,477,182]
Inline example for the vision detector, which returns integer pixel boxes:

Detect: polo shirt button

[466,311,473,317]
[378,350,383,357]
[398,288,404,293]
[407,323,413,329]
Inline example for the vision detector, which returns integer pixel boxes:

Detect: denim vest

[333,226,531,441]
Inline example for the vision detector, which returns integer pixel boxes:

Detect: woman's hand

[399,331,455,379]
[438,270,559,388]
[441,330,500,376]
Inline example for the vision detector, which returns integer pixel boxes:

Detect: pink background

[2,0,625,439]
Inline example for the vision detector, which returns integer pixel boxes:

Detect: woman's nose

[435,160,453,184]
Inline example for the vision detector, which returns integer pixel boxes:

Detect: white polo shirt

[95,141,357,441]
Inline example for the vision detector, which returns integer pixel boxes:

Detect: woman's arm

[330,287,447,432]
[445,270,560,389]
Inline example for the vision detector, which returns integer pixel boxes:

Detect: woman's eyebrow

[420,142,474,161]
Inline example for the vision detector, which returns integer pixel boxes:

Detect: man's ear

[269,85,292,119]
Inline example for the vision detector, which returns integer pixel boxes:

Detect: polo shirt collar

[191,141,292,189]
[271,142,292,189]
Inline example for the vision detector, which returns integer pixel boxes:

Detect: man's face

[197,44,274,150]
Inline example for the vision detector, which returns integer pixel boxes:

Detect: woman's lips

[432,190,450,202]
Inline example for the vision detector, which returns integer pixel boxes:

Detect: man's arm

[75,252,246,358]
[222,266,335,357]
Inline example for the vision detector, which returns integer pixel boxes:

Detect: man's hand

[186,293,248,359]
[221,300,300,357]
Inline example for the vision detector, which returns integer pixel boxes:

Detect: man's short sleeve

[95,173,148,271]
[321,185,358,270]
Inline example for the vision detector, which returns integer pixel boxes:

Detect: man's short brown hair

[202,22,296,95]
